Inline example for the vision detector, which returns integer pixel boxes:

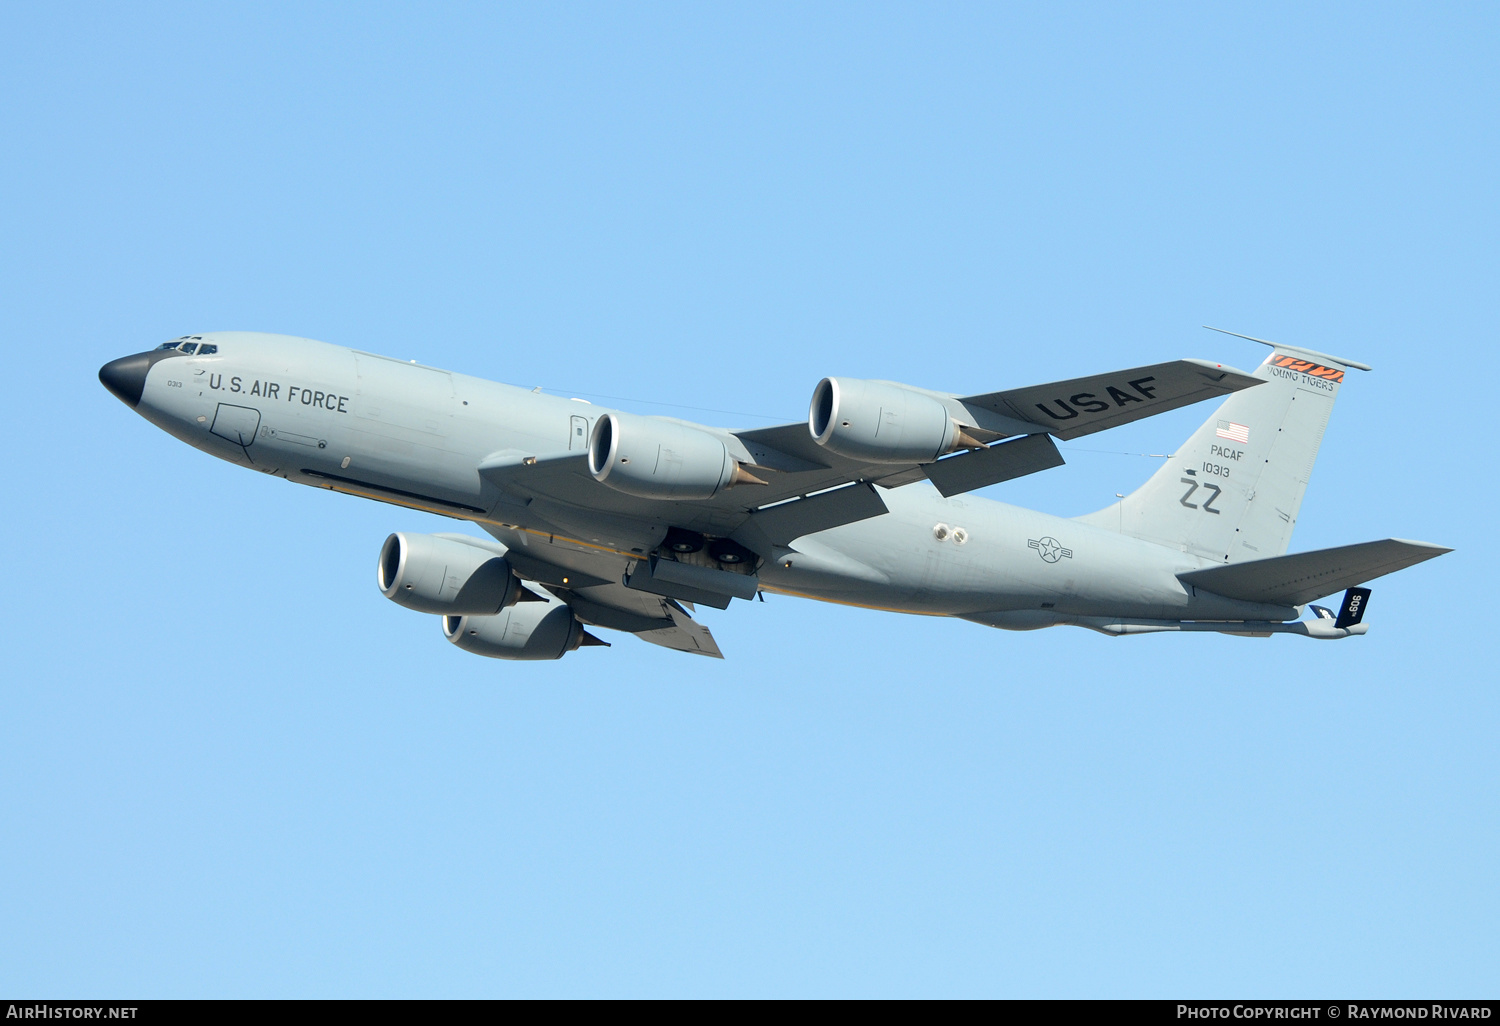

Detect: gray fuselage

[107,332,1297,626]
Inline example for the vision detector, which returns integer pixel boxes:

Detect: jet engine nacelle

[378,532,523,615]
[588,411,763,500]
[809,377,975,464]
[443,596,587,661]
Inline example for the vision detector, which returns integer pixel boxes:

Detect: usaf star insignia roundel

[1028,536,1073,563]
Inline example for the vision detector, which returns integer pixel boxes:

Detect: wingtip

[1201,325,1372,372]
[1389,538,1454,556]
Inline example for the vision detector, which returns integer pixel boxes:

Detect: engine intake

[588,412,763,500]
[809,377,978,464]
[378,532,523,615]
[443,595,588,660]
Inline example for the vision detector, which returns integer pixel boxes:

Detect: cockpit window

[155,336,215,354]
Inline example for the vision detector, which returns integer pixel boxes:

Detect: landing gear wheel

[663,527,705,554]
[707,538,755,565]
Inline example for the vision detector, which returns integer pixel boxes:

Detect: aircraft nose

[99,353,151,408]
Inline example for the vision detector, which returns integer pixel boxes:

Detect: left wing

[479,358,1261,559]
[958,358,1260,440]
[733,358,1258,500]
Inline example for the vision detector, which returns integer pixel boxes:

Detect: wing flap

[1178,538,1451,606]
[732,482,889,558]
[552,580,726,657]
[636,601,724,658]
[921,433,1065,498]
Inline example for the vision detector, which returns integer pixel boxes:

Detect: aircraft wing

[487,528,725,657]
[478,358,1261,558]
[479,447,897,558]
[479,439,1024,559]
[735,425,1066,498]
[734,358,1259,490]
[958,358,1262,441]
[557,580,722,658]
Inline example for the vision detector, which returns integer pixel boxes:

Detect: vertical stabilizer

[1077,343,1362,562]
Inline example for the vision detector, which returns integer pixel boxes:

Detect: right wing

[493,530,725,658]
[636,600,724,658]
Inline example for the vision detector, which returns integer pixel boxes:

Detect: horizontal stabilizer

[1178,538,1450,606]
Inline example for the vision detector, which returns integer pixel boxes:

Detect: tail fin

[1077,339,1366,562]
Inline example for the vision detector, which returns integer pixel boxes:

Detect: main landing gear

[661,528,756,567]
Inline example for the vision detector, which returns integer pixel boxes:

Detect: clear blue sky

[1,2,1494,997]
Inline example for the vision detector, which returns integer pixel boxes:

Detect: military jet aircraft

[99,330,1447,659]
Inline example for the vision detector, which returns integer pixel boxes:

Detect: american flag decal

[1216,420,1250,443]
